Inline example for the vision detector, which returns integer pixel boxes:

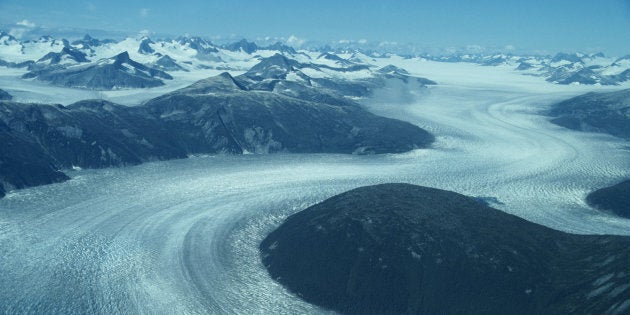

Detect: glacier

[1,62,630,313]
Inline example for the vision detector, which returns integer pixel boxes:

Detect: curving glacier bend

[1,65,630,313]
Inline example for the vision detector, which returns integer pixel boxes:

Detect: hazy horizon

[1,0,629,56]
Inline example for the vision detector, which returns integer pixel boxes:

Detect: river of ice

[1,62,630,313]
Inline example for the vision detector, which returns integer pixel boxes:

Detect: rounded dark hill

[260,183,630,314]
[587,179,630,218]
[548,89,630,140]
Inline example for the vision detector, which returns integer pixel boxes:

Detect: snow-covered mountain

[22,51,173,89]
[2,31,629,93]
[428,51,630,85]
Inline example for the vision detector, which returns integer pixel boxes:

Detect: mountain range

[432,52,630,85]
[2,31,630,89]
[0,54,434,198]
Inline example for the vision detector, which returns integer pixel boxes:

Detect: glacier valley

[1,62,630,313]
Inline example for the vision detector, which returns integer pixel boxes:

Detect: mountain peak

[113,51,131,64]
[245,54,301,80]
[71,34,114,48]
[36,46,88,64]
[263,42,297,54]
[138,37,155,54]
[218,71,235,80]
[166,72,246,95]
[0,31,18,44]
[225,39,258,54]
[378,64,409,75]
[177,36,218,54]
[551,52,583,63]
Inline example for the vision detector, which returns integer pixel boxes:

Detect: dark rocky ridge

[144,71,433,154]
[260,183,630,314]
[0,69,433,196]
[0,123,69,199]
[587,179,630,218]
[138,37,155,54]
[548,89,630,140]
[0,88,11,100]
[0,59,34,69]
[152,55,186,72]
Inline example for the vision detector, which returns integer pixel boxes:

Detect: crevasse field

[1,60,630,314]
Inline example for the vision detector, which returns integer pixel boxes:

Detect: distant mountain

[586,179,630,218]
[377,64,409,75]
[545,66,619,85]
[261,183,630,314]
[152,54,186,72]
[176,36,219,54]
[376,64,436,85]
[223,39,258,54]
[242,53,301,80]
[548,89,630,140]
[551,52,584,64]
[70,34,116,50]
[0,59,33,68]
[23,35,68,47]
[611,55,630,69]
[317,52,356,67]
[0,31,18,46]
[262,42,297,54]
[2,31,629,87]
[240,54,435,99]
[137,36,155,54]
[426,51,630,85]
[539,53,627,85]
[22,51,173,89]
[32,46,89,68]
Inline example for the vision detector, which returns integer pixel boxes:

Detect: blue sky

[1,0,629,55]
